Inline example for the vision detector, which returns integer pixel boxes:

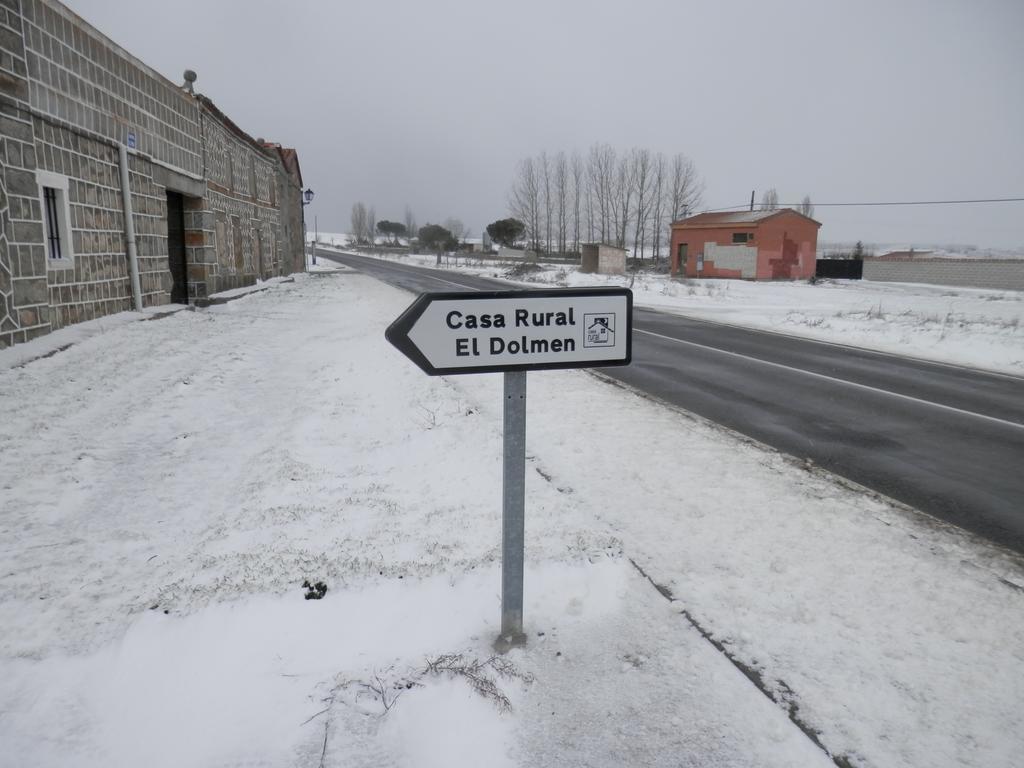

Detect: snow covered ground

[2,266,1022,767]
[319,243,1024,376]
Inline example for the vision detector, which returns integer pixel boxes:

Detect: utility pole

[750,190,755,212]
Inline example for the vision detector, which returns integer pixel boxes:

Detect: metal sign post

[500,370,527,648]
[386,287,632,650]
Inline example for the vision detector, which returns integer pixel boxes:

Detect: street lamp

[301,188,315,265]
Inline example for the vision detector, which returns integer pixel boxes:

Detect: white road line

[329,253,483,291]
[404,271,474,290]
[372,260,476,290]
[635,307,1024,383]
[636,328,1024,432]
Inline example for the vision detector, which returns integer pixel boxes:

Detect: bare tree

[570,150,584,254]
[350,202,368,244]
[587,143,616,244]
[539,151,552,256]
[612,151,637,249]
[554,151,568,256]
[668,153,703,223]
[585,181,595,244]
[631,148,653,261]
[799,195,814,218]
[649,152,667,263]
[367,205,377,245]
[760,188,779,211]
[404,205,417,243]
[509,157,542,252]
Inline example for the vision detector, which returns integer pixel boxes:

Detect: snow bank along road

[317,250,1024,554]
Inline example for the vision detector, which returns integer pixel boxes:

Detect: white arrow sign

[386,287,632,375]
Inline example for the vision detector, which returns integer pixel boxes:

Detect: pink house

[669,209,821,280]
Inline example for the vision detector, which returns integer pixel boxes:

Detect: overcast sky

[65,0,1023,249]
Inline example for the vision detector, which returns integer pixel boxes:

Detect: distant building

[580,243,627,275]
[498,247,539,263]
[0,0,304,350]
[669,209,820,280]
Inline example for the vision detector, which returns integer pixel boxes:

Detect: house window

[36,170,74,269]
[43,188,62,259]
[732,232,752,244]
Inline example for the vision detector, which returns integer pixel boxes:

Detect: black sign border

[386,287,633,376]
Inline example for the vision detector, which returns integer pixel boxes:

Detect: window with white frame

[36,171,74,268]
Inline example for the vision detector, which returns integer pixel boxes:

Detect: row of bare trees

[508,145,703,262]
[351,203,423,246]
[349,202,376,245]
[350,202,474,248]
[760,187,815,218]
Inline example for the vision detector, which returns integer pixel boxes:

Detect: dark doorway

[166,191,188,304]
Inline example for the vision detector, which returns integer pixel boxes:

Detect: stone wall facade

[862,258,1024,292]
[0,0,304,350]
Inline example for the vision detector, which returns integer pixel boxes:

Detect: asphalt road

[315,249,1024,553]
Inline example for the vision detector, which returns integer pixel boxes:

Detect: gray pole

[498,370,528,650]
[118,143,143,311]
[312,215,317,265]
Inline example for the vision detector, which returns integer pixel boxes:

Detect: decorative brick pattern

[0,0,49,348]
[0,150,15,348]
[20,0,201,175]
[0,0,305,350]
[195,114,283,296]
[33,116,134,327]
[126,152,172,306]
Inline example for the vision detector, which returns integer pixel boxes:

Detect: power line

[705,197,1024,213]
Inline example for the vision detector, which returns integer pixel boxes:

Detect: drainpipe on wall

[118,143,143,312]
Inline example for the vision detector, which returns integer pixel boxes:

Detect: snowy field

[314,237,1024,376]
[2,267,1023,767]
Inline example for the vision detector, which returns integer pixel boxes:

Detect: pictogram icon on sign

[584,313,615,347]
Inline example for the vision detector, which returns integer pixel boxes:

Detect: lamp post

[302,187,315,266]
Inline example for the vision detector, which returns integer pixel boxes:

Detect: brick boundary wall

[862,259,1024,292]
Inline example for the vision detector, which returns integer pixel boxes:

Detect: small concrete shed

[580,243,627,275]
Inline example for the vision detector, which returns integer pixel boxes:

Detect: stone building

[0,0,305,350]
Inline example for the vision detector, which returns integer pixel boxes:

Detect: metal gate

[816,259,863,279]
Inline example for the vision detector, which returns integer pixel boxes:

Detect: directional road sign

[385,287,632,376]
